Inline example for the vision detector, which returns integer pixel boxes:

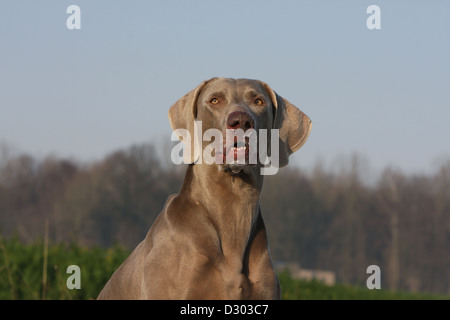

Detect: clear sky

[1,1,449,175]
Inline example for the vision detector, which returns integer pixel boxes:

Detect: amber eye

[254,98,264,106]
[210,98,219,104]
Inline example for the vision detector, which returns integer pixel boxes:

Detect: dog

[97,77,312,299]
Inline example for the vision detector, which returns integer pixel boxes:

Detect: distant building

[276,262,336,286]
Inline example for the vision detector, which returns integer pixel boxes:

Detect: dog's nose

[227,111,255,130]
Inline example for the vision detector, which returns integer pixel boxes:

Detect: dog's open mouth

[227,138,249,161]
[214,137,257,166]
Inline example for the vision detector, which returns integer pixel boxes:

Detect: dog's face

[169,77,312,174]
[196,78,274,173]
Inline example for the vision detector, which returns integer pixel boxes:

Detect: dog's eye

[254,98,264,106]
[210,98,219,105]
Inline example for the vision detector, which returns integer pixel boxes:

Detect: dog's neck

[181,163,264,263]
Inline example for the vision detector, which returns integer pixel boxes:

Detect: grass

[0,235,129,300]
[0,236,448,300]
[278,271,448,300]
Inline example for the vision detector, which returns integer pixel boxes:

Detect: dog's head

[169,77,312,174]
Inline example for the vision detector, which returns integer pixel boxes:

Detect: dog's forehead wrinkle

[207,77,262,95]
[202,84,233,102]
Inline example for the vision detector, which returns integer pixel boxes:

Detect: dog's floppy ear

[168,79,211,164]
[262,83,312,167]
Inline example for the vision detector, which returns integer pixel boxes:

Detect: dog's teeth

[231,146,247,152]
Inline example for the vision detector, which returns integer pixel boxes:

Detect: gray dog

[97,77,312,299]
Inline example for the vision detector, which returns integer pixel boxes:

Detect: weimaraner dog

[97,77,312,299]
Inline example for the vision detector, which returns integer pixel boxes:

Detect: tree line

[0,142,449,294]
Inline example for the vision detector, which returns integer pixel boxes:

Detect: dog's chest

[223,273,253,299]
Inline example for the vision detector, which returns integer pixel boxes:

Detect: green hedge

[0,236,447,300]
[0,236,129,300]
[277,271,448,300]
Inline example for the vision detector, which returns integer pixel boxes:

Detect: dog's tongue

[220,145,248,164]
[213,143,251,164]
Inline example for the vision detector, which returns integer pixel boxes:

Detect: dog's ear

[262,83,312,167]
[169,79,211,164]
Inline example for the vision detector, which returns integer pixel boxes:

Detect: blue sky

[1,1,449,175]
